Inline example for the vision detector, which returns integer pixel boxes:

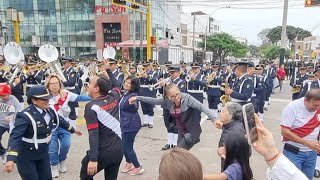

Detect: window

[177,28,180,32]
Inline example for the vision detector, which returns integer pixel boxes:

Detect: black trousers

[292,93,300,101]
[80,149,123,180]
[207,95,220,109]
[140,102,154,116]
[177,133,200,151]
[17,154,52,180]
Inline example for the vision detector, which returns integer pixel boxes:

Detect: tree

[260,44,292,60]
[266,26,312,50]
[248,45,260,57]
[199,33,247,63]
[258,28,270,45]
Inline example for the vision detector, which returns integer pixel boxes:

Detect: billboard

[103,23,122,43]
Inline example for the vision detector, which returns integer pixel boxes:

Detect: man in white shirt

[281,89,320,180]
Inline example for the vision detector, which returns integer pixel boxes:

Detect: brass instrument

[186,70,194,82]
[292,86,301,94]
[220,75,230,106]
[122,68,131,79]
[148,77,170,91]
[206,72,216,86]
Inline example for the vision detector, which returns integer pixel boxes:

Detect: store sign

[94,5,126,14]
[103,23,122,43]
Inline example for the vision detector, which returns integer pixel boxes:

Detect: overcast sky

[182,0,320,45]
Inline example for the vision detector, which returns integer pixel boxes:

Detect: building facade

[0,0,96,57]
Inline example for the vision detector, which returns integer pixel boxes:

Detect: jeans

[122,131,140,168]
[49,127,71,166]
[0,126,9,156]
[283,149,317,180]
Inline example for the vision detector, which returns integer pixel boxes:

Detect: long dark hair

[125,76,140,94]
[223,132,253,180]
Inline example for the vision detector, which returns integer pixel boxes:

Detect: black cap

[142,61,150,66]
[314,66,320,74]
[233,61,251,67]
[165,61,172,66]
[255,65,263,69]
[27,85,52,100]
[191,61,200,68]
[92,58,98,61]
[300,66,307,70]
[211,62,219,67]
[168,64,181,72]
[61,56,73,62]
[180,61,187,66]
[108,58,118,64]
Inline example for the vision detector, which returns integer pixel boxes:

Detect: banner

[103,23,122,43]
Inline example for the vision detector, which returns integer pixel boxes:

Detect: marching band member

[25,57,43,92]
[0,84,23,163]
[139,61,158,128]
[159,61,172,79]
[224,62,254,105]
[109,58,124,86]
[4,85,82,180]
[186,62,206,122]
[206,62,222,120]
[9,63,26,108]
[61,56,79,127]
[159,64,186,150]
[299,66,320,98]
[129,65,137,77]
[129,83,215,150]
[264,63,276,111]
[0,56,9,83]
[46,75,91,178]
[252,65,268,121]
[290,66,308,101]
[180,61,188,80]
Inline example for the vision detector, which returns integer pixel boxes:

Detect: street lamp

[203,6,231,61]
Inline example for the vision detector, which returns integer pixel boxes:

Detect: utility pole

[139,12,143,61]
[204,25,207,61]
[280,0,288,66]
[132,0,136,62]
[192,13,195,61]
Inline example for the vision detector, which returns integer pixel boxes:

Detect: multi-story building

[302,36,320,60]
[0,0,96,57]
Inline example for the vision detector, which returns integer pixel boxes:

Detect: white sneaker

[59,160,67,173]
[51,165,59,178]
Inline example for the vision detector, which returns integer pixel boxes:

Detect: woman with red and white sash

[45,75,91,178]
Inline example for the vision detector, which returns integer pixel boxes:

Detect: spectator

[204,132,253,180]
[158,148,203,180]
[280,89,320,179]
[213,102,246,171]
[120,76,144,175]
[274,64,286,93]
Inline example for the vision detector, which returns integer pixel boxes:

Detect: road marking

[270,98,291,103]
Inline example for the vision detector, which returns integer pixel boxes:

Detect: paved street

[1,82,317,180]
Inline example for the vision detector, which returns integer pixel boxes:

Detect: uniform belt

[187,90,204,93]
[22,136,51,144]
[252,93,257,97]
[26,84,38,88]
[207,85,220,88]
[140,85,150,88]
[230,98,251,103]
[65,86,75,90]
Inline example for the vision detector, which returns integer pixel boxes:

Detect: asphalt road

[1,82,316,180]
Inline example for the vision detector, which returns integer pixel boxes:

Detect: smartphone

[242,103,258,145]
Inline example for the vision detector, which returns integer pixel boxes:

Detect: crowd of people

[0,51,319,180]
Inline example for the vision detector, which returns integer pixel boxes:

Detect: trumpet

[122,68,131,79]
[148,77,170,91]
[220,75,230,107]
[292,85,301,94]
[206,72,216,86]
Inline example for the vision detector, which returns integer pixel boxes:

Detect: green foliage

[199,33,248,62]
[260,44,292,60]
[248,45,260,57]
[266,26,312,45]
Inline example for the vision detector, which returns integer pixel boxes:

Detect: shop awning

[117,39,168,48]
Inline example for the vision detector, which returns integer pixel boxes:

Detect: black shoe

[162,144,171,150]
[218,110,221,113]
[315,170,320,178]
[171,145,176,149]
[148,124,153,128]
[263,107,268,111]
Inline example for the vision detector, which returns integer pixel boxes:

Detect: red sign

[94,5,126,14]
[104,43,118,47]
[110,5,126,13]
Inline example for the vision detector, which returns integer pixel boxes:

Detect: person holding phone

[280,89,320,179]
[129,83,215,150]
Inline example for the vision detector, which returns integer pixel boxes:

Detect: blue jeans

[122,131,140,168]
[49,127,71,166]
[283,149,317,180]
